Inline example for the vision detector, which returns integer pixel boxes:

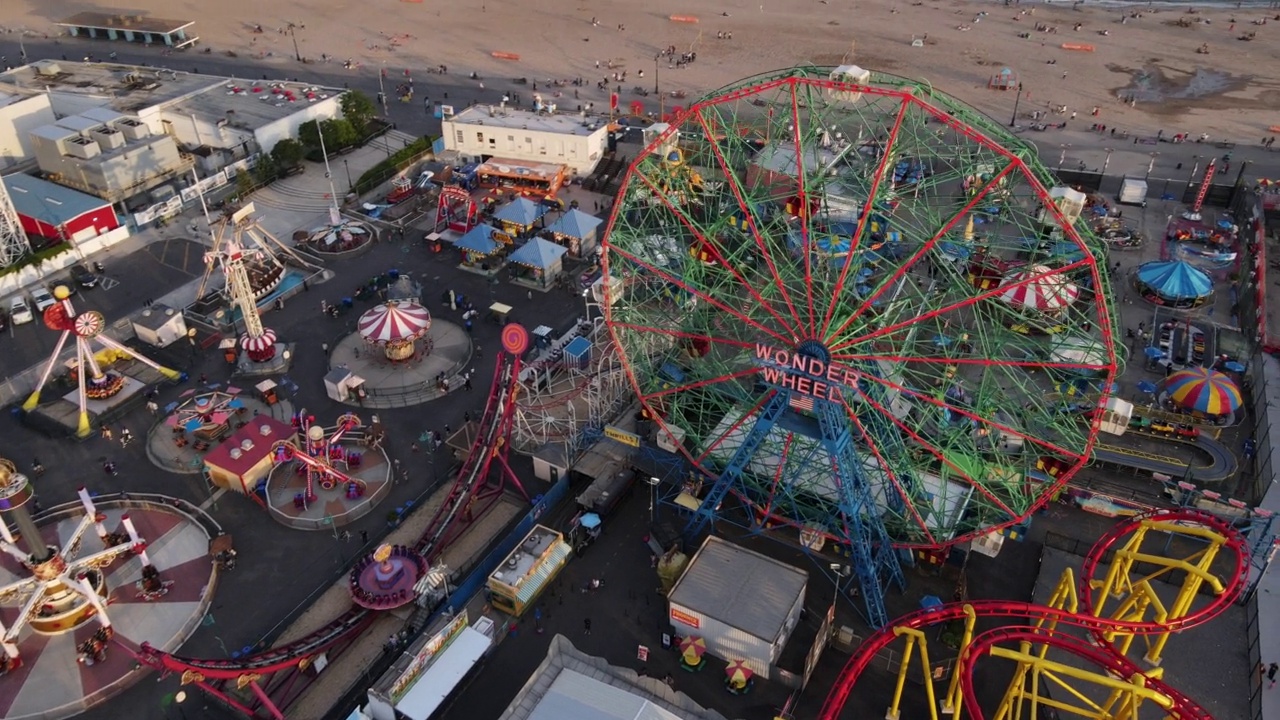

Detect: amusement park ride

[21,286,180,438]
[131,324,535,719]
[601,67,1118,629]
[819,509,1249,720]
[0,458,166,673]
[274,412,368,508]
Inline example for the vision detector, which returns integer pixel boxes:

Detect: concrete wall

[45,91,111,119]
[442,119,606,174]
[0,95,56,169]
[34,133,189,200]
[0,224,131,297]
[254,94,344,154]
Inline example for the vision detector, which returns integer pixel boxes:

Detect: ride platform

[0,501,215,720]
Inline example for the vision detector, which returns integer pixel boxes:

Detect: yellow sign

[388,610,470,702]
[604,425,640,447]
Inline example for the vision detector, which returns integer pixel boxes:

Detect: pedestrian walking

[464,411,471,423]
[322,342,330,356]
[101,426,114,441]
[464,376,473,391]
[1269,663,1279,688]
[360,530,369,544]
[120,428,133,447]
[198,373,207,385]
[411,442,420,453]
[146,401,159,415]
[583,617,592,635]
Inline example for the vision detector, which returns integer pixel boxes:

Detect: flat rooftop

[452,105,604,137]
[490,526,562,589]
[57,12,194,35]
[164,81,343,129]
[668,536,808,643]
[0,61,218,113]
[0,88,41,109]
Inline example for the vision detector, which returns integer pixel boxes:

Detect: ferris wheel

[602,67,1118,626]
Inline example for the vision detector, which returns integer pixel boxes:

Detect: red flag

[610,93,619,110]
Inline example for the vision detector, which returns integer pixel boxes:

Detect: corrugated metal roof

[525,669,683,720]
[2,173,111,226]
[668,537,808,642]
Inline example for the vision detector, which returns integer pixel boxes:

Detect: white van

[9,296,33,324]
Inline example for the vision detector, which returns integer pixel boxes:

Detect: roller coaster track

[819,509,1249,720]
[127,348,525,709]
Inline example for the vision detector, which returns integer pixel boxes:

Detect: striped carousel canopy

[240,327,277,352]
[998,265,1079,313]
[358,301,432,344]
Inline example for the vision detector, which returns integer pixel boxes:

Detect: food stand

[256,379,279,405]
[545,208,603,257]
[475,158,567,198]
[486,525,572,617]
[455,224,507,270]
[507,238,567,289]
[492,197,548,237]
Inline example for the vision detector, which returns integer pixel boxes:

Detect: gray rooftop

[490,526,561,589]
[163,81,342,130]
[0,61,219,113]
[668,536,808,643]
[1,173,111,225]
[452,105,605,137]
[57,12,194,34]
[499,635,735,720]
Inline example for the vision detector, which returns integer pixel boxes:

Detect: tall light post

[653,53,660,96]
[343,158,353,192]
[377,66,390,118]
[1008,82,1023,127]
[286,23,302,62]
[1145,151,1159,180]
[1057,144,1070,171]
[1102,147,1114,176]
[173,690,189,720]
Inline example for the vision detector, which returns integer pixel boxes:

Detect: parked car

[69,264,98,288]
[9,296,33,325]
[30,286,56,312]
[0,307,8,331]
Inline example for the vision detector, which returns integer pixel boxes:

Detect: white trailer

[1117,178,1148,207]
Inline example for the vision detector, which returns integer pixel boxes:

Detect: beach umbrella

[998,265,1079,313]
[1164,367,1242,415]
[579,512,602,529]
[679,636,706,664]
[725,660,754,686]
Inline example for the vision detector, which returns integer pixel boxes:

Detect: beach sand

[3,0,1278,141]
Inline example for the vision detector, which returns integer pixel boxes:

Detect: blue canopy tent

[493,197,547,233]
[1135,260,1213,308]
[508,238,568,288]
[456,223,504,262]
[545,209,603,256]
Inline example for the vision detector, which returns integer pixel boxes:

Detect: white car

[9,296,33,325]
[30,286,56,312]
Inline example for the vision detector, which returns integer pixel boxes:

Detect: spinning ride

[22,286,179,438]
[602,67,1116,627]
[348,543,429,610]
[0,459,166,671]
[273,412,367,508]
[358,300,433,361]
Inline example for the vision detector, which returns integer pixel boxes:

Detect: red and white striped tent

[241,328,277,353]
[358,301,432,345]
[998,265,1078,313]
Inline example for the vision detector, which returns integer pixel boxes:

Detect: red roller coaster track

[126,349,527,718]
[819,509,1249,720]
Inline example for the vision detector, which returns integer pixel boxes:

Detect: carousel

[999,264,1079,335]
[1133,260,1213,309]
[358,301,433,361]
[1162,366,1243,421]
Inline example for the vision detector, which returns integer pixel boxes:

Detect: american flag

[789,394,814,413]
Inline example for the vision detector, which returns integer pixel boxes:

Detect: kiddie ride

[819,509,1248,720]
[273,411,367,508]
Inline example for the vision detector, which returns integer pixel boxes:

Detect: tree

[235,169,254,198]
[323,118,360,150]
[254,154,280,185]
[298,120,321,149]
[340,90,377,135]
[271,138,306,169]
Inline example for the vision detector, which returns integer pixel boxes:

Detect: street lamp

[1145,151,1159,180]
[1057,144,1070,171]
[286,23,302,62]
[653,54,660,96]
[1102,147,1114,176]
[343,159,352,193]
[173,690,189,720]
[1008,82,1023,128]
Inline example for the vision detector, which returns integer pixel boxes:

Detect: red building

[2,172,119,243]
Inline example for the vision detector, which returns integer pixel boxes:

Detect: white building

[0,90,56,170]
[0,60,344,176]
[442,105,608,175]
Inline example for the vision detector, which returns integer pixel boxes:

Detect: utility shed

[666,536,808,679]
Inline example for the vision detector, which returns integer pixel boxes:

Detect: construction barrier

[1060,43,1095,51]
[491,51,520,61]
[669,15,699,23]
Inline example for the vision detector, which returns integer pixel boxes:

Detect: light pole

[173,690,189,720]
[377,66,390,118]
[1057,144,1070,171]
[646,475,660,522]
[1145,151,1159,180]
[286,23,302,62]
[1008,82,1023,127]
[316,127,341,219]
[653,54,660,96]
[1102,147,1114,176]
[343,158,352,192]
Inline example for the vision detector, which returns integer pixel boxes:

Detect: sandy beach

[2,0,1278,143]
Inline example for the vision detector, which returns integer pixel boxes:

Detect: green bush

[353,136,433,196]
[0,243,76,278]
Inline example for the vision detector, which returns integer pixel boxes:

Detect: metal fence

[1051,169,1239,209]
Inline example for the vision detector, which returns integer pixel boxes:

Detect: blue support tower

[685,381,906,628]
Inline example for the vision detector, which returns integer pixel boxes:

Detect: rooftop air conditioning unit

[92,127,125,150]
[64,137,101,160]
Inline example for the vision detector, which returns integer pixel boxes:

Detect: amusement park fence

[1052,169,1242,210]
[30,491,225,718]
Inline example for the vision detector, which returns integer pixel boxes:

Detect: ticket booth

[256,379,279,405]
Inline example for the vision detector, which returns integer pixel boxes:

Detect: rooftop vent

[229,448,243,459]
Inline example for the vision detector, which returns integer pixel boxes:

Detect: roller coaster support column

[1091,517,1229,666]
[248,678,285,720]
[989,645,1172,720]
[182,677,262,719]
[885,627,940,720]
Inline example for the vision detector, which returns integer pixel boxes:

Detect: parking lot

[0,238,208,379]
